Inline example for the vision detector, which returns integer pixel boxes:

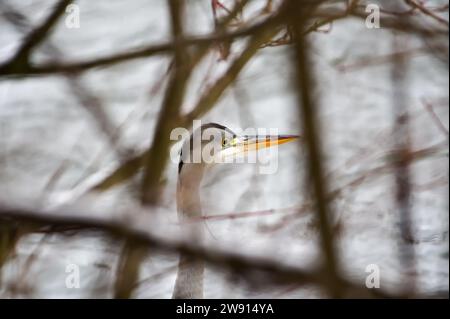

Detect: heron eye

[222,138,227,147]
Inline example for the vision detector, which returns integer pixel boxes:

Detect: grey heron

[172,123,298,299]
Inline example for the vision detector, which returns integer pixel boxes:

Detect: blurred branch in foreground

[0,203,418,298]
[0,0,71,74]
[290,0,342,298]
[391,29,416,295]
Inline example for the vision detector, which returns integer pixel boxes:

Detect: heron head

[178,123,299,173]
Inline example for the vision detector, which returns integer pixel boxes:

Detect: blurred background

[0,0,448,298]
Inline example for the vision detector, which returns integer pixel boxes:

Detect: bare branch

[289,0,342,298]
[0,204,406,298]
[1,0,71,72]
[0,14,280,78]
[141,0,190,205]
[390,31,417,295]
[184,17,283,123]
[404,0,449,27]
[422,99,449,138]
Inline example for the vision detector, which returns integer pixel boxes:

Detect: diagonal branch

[184,17,284,123]
[2,0,71,73]
[404,0,449,27]
[349,2,448,37]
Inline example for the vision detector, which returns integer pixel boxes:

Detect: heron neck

[173,163,206,299]
[177,164,206,219]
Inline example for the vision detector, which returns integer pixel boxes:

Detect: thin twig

[422,99,449,138]
[404,0,449,27]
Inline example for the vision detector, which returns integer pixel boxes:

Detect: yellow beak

[238,135,299,151]
[219,135,299,160]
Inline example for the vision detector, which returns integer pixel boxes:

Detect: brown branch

[404,0,449,27]
[290,0,342,298]
[349,3,448,37]
[184,17,284,123]
[114,0,191,299]
[422,99,449,138]
[2,0,71,73]
[335,47,432,72]
[0,13,280,78]
[390,33,416,295]
[196,207,297,222]
[0,204,407,298]
[140,0,190,205]
[114,239,148,299]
